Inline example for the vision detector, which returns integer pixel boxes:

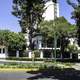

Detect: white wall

[0,47,7,58]
[43,0,59,21]
[0,54,6,58]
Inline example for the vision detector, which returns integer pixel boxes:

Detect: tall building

[43,0,59,20]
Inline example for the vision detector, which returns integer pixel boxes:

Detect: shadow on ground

[26,67,80,80]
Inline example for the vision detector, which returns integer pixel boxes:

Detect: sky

[0,0,75,32]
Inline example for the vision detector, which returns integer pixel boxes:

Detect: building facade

[0,45,8,58]
[26,0,60,59]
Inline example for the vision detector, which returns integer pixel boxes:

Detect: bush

[33,50,40,58]
[6,57,45,61]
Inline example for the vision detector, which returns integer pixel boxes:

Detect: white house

[25,0,60,58]
[0,45,8,58]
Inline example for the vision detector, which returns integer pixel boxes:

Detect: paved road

[0,67,80,80]
[0,63,80,80]
[0,71,37,80]
[0,71,55,80]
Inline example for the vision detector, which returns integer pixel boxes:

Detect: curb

[0,68,38,72]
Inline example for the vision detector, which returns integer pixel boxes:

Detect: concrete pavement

[0,59,44,64]
[0,71,36,80]
[72,63,80,70]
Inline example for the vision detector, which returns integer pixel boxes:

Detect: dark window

[3,48,5,53]
[0,49,1,53]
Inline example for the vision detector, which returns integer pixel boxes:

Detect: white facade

[38,0,59,58]
[43,0,59,20]
[0,46,7,58]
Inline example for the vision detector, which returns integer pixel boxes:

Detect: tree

[12,0,47,51]
[40,17,76,58]
[0,30,10,46]
[0,30,26,56]
[12,0,57,50]
[12,0,46,31]
[40,17,76,42]
[67,0,80,46]
[7,32,26,51]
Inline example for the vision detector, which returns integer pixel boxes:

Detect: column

[39,40,42,49]
[1,48,3,54]
[40,51,43,59]
[16,50,19,58]
[57,2,59,17]
[29,51,32,58]
[78,53,80,59]
[70,53,72,59]
[61,53,62,59]
[5,48,8,57]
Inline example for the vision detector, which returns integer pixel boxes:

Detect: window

[3,48,5,53]
[0,49,1,53]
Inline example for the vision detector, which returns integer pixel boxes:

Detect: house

[29,0,80,60]
[0,45,8,58]
[25,0,60,59]
[0,45,21,58]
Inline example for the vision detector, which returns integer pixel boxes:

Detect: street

[0,65,80,80]
[0,71,35,80]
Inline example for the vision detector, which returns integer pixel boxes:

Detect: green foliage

[65,44,78,54]
[40,17,76,57]
[0,30,26,50]
[12,0,49,32]
[67,0,80,46]
[0,30,10,46]
[67,0,80,22]
[6,57,45,61]
[33,50,40,57]
[40,17,76,40]
[0,62,72,69]
[8,32,26,50]
[12,0,50,50]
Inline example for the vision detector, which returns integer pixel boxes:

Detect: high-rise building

[43,0,59,20]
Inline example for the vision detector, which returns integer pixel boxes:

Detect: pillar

[70,53,72,59]
[5,48,8,57]
[61,53,62,59]
[1,48,3,54]
[16,50,19,58]
[29,51,32,58]
[40,51,43,59]
[78,53,80,59]
[38,40,42,49]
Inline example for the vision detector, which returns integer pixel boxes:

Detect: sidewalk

[0,59,44,64]
[72,63,80,70]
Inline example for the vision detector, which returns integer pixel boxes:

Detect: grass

[0,61,74,72]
